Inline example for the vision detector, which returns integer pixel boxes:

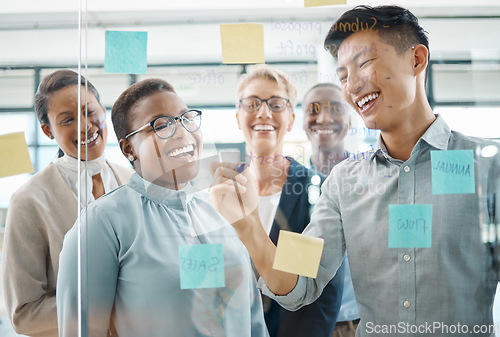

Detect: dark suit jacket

[264,158,344,337]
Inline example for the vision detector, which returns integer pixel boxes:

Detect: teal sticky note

[179,244,225,289]
[388,204,432,248]
[431,150,475,194]
[105,31,147,74]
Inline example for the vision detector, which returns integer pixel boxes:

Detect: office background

[0,0,499,335]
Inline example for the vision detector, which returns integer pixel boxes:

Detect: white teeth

[356,92,379,108]
[167,144,194,157]
[253,124,275,131]
[311,124,343,135]
[80,132,98,145]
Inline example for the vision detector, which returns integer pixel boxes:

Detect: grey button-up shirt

[259,115,500,336]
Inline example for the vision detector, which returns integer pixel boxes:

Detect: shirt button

[403,300,411,308]
[404,166,410,173]
[403,254,411,262]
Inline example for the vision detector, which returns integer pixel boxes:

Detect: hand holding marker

[216,152,249,218]
[236,162,248,173]
[234,163,248,216]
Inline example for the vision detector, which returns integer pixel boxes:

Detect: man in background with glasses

[302,83,351,175]
[302,83,359,337]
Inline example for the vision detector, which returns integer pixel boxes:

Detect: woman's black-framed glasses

[125,109,202,139]
[239,97,290,113]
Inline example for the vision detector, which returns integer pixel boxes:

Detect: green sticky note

[389,204,432,248]
[105,31,147,74]
[179,244,225,289]
[431,150,475,194]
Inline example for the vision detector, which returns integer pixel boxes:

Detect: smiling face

[121,90,202,190]
[336,30,418,131]
[302,86,350,152]
[236,78,295,157]
[41,84,107,160]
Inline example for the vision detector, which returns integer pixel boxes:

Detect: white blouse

[54,155,119,206]
[258,191,282,235]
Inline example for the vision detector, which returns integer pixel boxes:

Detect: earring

[49,135,54,139]
[128,155,135,162]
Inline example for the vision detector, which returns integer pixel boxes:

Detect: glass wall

[1,2,500,336]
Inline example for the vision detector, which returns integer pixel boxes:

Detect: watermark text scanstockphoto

[365,322,498,335]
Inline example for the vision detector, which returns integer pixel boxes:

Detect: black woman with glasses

[235,64,343,337]
[56,78,269,337]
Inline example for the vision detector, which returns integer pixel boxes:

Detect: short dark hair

[111,78,175,141]
[303,82,341,103]
[324,5,430,81]
[34,69,101,126]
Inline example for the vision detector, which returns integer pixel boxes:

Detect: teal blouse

[57,173,268,337]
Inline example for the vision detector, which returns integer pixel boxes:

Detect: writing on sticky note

[304,0,347,7]
[273,230,324,278]
[179,244,225,289]
[0,132,34,178]
[389,204,432,248]
[431,150,475,194]
[105,31,147,74]
[220,24,265,64]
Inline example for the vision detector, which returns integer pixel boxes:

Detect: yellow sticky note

[304,0,347,7]
[220,23,265,64]
[273,230,324,278]
[0,132,34,178]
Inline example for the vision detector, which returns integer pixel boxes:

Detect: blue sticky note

[105,31,147,74]
[179,244,225,289]
[388,204,432,248]
[431,150,475,194]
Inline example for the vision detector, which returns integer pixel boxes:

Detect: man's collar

[370,138,388,161]
[418,114,451,151]
[370,115,451,161]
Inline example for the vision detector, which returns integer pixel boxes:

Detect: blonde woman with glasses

[234,64,344,337]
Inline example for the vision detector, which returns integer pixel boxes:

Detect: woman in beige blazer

[1,70,132,337]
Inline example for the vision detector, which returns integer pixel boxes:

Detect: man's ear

[412,44,428,77]
[41,124,54,139]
